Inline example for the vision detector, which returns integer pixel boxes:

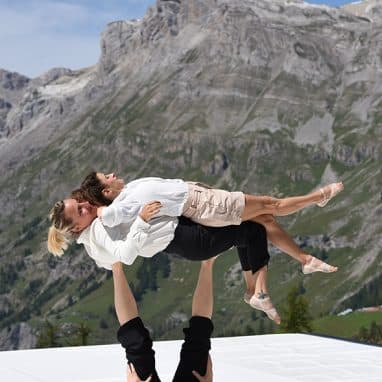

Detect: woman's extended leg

[252,214,338,273]
[241,182,344,220]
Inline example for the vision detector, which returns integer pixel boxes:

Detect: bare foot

[302,255,338,274]
[317,182,344,207]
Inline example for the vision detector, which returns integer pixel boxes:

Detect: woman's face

[64,199,97,233]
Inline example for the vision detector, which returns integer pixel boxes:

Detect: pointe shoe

[317,182,344,207]
[302,256,338,274]
[249,295,281,325]
[244,292,253,304]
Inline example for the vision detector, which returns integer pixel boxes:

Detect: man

[112,257,217,382]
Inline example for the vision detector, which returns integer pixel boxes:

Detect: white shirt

[77,215,178,270]
[101,177,189,227]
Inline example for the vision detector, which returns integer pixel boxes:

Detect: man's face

[96,172,124,200]
[64,199,97,233]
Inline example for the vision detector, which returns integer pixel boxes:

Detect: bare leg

[249,266,281,325]
[243,270,256,303]
[253,266,268,296]
[253,215,309,263]
[112,262,138,325]
[241,182,344,220]
[192,257,216,319]
[252,214,338,272]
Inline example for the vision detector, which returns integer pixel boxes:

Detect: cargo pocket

[191,190,202,209]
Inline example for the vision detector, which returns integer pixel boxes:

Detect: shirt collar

[76,225,91,245]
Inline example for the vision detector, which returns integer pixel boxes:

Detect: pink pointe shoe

[249,295,281,325]
[302,256,338,274]
[317,182,344,207]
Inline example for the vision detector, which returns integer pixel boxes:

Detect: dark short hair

[80,171,112,206]
[70,188,87,203]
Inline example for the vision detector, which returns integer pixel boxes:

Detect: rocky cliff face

[342,0,382,21]
[0,0,381,349]
[0,323,37,350]
[0,70,30,139]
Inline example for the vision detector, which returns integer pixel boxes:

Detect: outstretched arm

[173,257,216,382]
[112,262,138,325]
[192,258,216,319]
[112,262,160,382]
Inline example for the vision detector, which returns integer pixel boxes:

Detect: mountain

[342,0,382,21]
[0,0,381,349]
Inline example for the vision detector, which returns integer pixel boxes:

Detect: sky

[0,0,358,78]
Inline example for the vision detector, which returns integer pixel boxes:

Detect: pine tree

[280,285,313,333]
[357,326,369,342]
[77,322,91,345]
[36,320,60,348]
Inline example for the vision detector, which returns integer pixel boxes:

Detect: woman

[80,172,343,228]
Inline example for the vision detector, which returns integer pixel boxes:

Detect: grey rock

[0,322,37,350]
[342,0,382,22]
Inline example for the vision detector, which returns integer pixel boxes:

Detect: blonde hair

[47,200,75,257]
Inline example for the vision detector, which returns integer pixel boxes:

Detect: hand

[192,355,213,382]
[127,363,152,382]
[139,201,162,222]
[97,206,105,218]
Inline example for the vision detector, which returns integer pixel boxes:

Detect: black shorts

[164,217,270,273]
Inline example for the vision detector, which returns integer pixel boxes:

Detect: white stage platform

[0,333,381,381]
